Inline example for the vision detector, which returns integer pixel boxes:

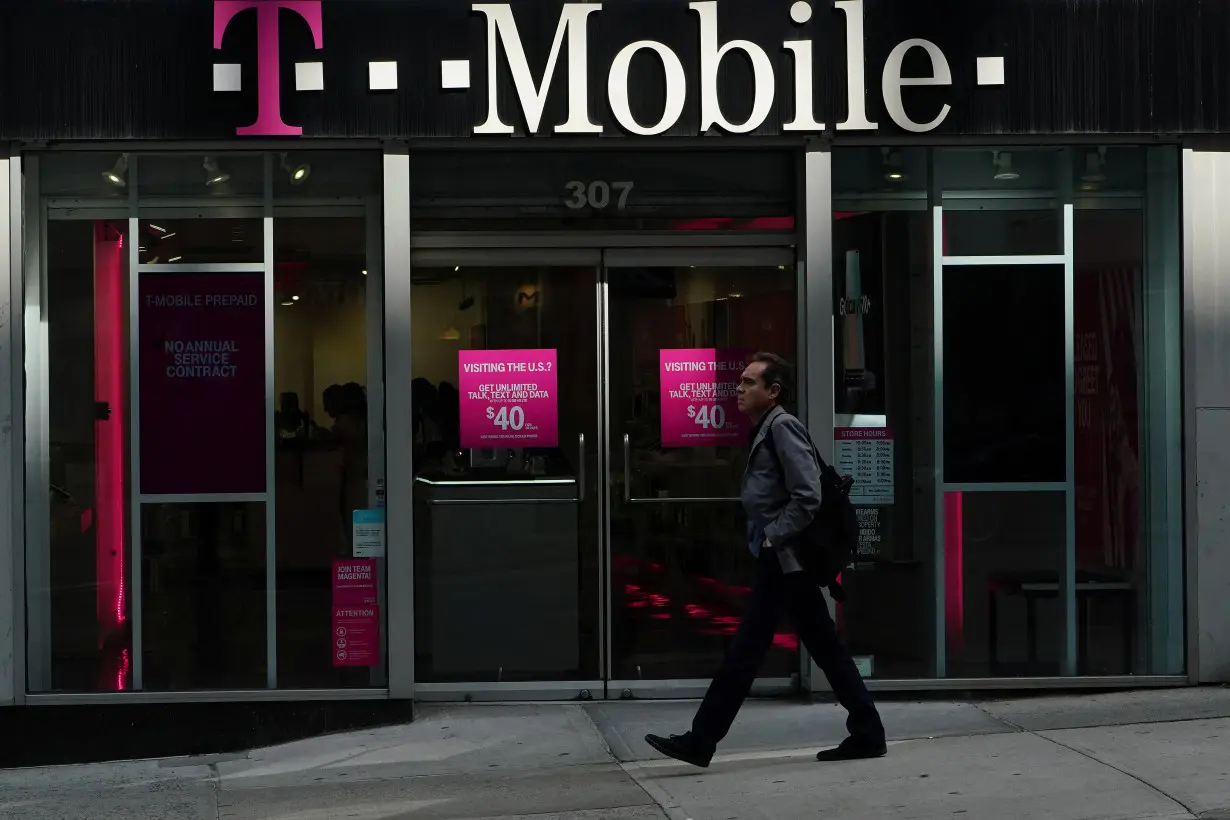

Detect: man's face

[736,361,780,417]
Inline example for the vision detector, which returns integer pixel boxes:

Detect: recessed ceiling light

[161,232,176,240]
[168,256,182,262]
[148,224,166,233]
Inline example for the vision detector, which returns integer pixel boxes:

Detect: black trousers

[692,548,884,749]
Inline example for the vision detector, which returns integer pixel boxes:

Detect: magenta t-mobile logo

[213,0,323,136]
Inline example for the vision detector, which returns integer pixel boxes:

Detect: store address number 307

[564,180,635,210]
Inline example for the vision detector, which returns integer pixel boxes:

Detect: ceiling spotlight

[362,269,368,276]
[280,300,295,307]
[291,295,300,301]
[279,153,311,184]
[103,153,129,187]
[992,151,1020,181]
[168,256,183,262]
[881,147,907,182]
[1081,146,1108,184]
[203,156,230,187]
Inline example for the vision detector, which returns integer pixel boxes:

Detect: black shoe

[816,736,887,762]
[645,732,715,768]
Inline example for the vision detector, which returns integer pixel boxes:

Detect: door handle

[578,432,586,503]
[623,432,740,505]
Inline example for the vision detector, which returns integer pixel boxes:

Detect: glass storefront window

[136,219,264,265]
[26,152,384,693]
[832,145,1184,680]
[607,264,799,681]
[410,263,601,683]
[273,216,379,688]
[409,259,799,686]
[136,153,265,199]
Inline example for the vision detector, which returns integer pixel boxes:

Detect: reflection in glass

[949,492,1066,676]
[141,502,266,690]
[1073,210,1146,675]
[410,266,600,683]
[136,219,263,265]
[134,153,265,199]
[943,265,1066,484]
[942,210,1062,257]
[273,217,380,688]
[608,265,798,680]
[33,220,132,693]
[831,210,934,679]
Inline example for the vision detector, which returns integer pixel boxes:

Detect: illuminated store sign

[213,0,1005,137]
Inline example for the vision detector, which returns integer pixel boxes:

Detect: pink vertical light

[943,492,964,657]
[94,223,127,685]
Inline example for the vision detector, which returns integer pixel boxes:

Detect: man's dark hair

[750,351,794,404]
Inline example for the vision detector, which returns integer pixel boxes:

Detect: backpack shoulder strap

[764,411,829,471]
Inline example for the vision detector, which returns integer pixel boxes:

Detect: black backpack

[764,416,859,602]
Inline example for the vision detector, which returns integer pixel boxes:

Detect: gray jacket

[742,405,822,572]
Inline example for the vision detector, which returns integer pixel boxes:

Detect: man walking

[645,352,886,768]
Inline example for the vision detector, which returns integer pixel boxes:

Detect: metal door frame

[932,202,1078,677]
[405,245,800,702]
[407,248,607,702]
[601,246,798,701]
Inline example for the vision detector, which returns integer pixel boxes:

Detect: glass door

[408,250,604,697]
[603,249,800,697]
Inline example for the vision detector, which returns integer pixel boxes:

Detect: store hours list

[834,427,894,505]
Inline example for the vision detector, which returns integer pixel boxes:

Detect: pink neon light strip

[93,223,127,689]
[944,492,964,656]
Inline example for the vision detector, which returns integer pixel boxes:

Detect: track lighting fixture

[203,156,230,187]
[280,153,311,184]
[103,153,129,187]
[881,147,907,182]
[992,151,1019,181]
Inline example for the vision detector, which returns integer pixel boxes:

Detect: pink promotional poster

[332,606,380,667]
[138,273,265,495]
[659,349,752,447]
[331,560,378,667]
[458,349,559,448]
[332,560,377,606]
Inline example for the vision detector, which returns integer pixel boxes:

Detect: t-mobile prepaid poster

[458,349,558,448]
[138,273,265,495]
[659,349,752,447]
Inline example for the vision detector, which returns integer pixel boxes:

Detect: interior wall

[410,279,486,386]
[274,282,368,424]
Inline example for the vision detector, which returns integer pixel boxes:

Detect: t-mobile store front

[1,0,1224,731]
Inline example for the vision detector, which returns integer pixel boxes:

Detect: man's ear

[767,383,782,401]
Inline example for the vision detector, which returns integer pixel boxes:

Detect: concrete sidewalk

[2,687,1229,819]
